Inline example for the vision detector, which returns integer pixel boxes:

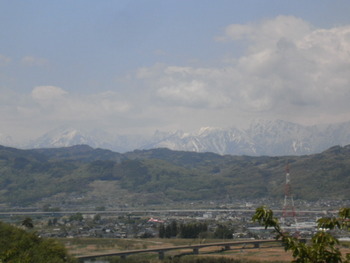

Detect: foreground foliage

[252,206,350,263]
[0,221,76,263]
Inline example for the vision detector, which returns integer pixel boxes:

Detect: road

[76,239,282,261]
[0,208,334,216]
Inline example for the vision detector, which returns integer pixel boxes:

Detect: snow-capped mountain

[25,127,149,153]
[0,133,13,147]
[143,127,255,155]
[27,128,115,150]
[245,119,314,155]
[6,120,350,156]
[143,120,350,155]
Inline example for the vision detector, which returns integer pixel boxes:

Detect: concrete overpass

[76,239,282,261]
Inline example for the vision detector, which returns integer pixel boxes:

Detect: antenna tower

[282,163,297,227]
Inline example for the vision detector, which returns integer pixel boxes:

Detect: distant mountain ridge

[3,120,350,156]
[1,143,350,207]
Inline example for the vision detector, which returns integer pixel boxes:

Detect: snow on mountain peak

[10,120,350,156]
[197,126,221,136]
[0,133,13,146]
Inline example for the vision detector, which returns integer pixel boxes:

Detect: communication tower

[281,163,297,227]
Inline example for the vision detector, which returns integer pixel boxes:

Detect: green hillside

[0,144,350,206]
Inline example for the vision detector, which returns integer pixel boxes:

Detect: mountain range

[2,120,350,156]
[1,143,350,207]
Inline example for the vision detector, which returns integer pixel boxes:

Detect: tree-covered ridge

[0,220,76,262]
[0,144,350,206]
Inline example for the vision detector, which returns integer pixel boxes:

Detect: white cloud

[137,64,236,109]
[136,16,350,126]
[253,20,350,117]
[2,15,350,140]
[30,86,131,119]
[0,54,11,66]
[32,86,67,102]
[21,56,49,67]
[156,80,231,108]
[217,15,312,51]
[0,85,133,140]
[61,91,131,120]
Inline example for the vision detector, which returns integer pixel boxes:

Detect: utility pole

[281,163,297,228]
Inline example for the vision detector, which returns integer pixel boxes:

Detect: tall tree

[21,217,34,229]
[159,224,165,238]
[170,220,178,237]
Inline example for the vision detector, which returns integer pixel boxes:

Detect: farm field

[58,238,350,262]
[59,238,289,261]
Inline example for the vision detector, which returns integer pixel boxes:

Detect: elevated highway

[76,239,282,261]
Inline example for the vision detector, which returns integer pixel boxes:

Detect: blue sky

[1,0,350,142]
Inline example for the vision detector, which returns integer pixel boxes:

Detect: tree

[252,206,350,263]
[159,224,165,238]
[93,214,101,223]
[160,221,179,238]
[22,217,34,229]
[69,212,83,222]
[0,221,76,262]
[214,224,234,239]
[165,224,172,238]
[170,220,178,237]
[179,222,208,238]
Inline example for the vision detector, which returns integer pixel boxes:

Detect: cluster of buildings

[1,198,349,240]
[21,200,346,240]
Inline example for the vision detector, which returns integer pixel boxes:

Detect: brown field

[199,246,294,262]
[59,238,350,262]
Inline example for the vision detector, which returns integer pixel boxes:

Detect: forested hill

[0,144,350,206]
